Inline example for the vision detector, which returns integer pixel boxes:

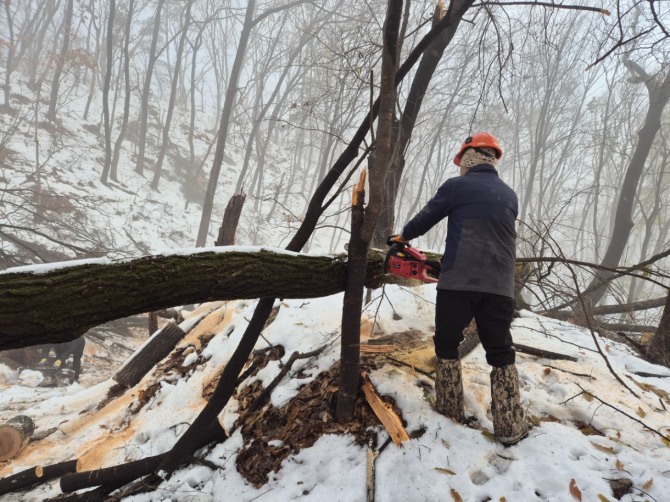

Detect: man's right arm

[401,179,455,241]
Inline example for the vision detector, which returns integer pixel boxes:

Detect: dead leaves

[235,363,406,487]
[569,478,582,500]
[450,488,463,502]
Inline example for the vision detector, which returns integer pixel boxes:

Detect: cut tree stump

[0,415,35,461]
[360,371,409,445]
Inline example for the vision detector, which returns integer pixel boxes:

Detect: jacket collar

[467,164,498,176]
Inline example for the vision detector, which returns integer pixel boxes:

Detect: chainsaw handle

[387,234,409,247]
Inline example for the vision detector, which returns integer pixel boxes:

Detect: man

[391,132,527,446]
[38,337,86,383]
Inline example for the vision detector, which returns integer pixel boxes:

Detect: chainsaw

[384,240,440,283]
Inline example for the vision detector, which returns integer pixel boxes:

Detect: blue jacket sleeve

[401,179,455,240]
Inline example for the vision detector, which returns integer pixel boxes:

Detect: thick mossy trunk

[0,249,385,350]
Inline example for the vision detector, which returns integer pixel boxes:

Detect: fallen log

[0,248,385,350]
[0,459,79,496]
[113,322,187,388]
[0,415,35,461]
[515,343,578,361]
[59,420,225,494]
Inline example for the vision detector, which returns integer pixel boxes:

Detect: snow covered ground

[1,284,669,501]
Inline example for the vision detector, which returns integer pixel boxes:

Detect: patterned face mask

[459,147,498,169]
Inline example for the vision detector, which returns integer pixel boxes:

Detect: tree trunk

[372,0,471,248]
[646,290,670,366]
[336,0,403,422]
[151,0,193,190]
[215,194,246,246]
[196,0,256,246]
[585,63,670,306]
[99,0,115,184]
[336,171,370,422]
[0,249,386,350]
[109,0,135,182]
[3,0,15,107]
[113,323,187,388]
[0,415,35,461]
[135,0,166,175]
[46,0,73,121]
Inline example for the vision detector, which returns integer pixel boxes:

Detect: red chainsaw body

[384,244,439,283]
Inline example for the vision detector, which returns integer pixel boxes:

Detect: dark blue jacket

[401,164,518,298]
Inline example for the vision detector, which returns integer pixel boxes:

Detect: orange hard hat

[453,132,503,166]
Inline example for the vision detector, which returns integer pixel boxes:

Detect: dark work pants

[434,290,515,367]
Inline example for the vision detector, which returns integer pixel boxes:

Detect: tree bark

[646,290,670,365]
[47,0,73,121]
[0,415,35,461]
[99,0,115,184]
[0,249,385,350]
[372,0,470,247]
[109,0,135,182]
[135,0,166,175]
[215,194,246,246]
[0,459,79,497]
[59,420,225,494]
[151,0,193,190]
[196,0,256,246]
[585,62,670,306]
[113,322,186,388]
[336,0,403,422]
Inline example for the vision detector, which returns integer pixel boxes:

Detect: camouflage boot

[490,364,528,446]
[435,357,466,423]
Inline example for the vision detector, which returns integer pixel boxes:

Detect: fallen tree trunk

[0,248,385,350]
[113,322,187,388]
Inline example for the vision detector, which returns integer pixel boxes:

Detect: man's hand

[387,234,409,246]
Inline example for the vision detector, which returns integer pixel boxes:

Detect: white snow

[2,286,669,502]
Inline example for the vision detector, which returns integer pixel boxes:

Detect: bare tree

[151,0,193,190]
[585,59,670,306]
[47,0,74,122]
[99,0,116,184]
[135,0,166,176]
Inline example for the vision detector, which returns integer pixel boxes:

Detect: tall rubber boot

[435,357,465,423]
[490,364,528,446]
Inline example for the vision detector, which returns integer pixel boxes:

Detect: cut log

[360,371,410,445]
[0,459,79,496]
[113,322,187,388]
[0,415,35,461]
[0,248,385,350]
[0,466,42,496]
[60,420,225,493]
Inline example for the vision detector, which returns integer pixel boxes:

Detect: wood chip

[360,371,409,445]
